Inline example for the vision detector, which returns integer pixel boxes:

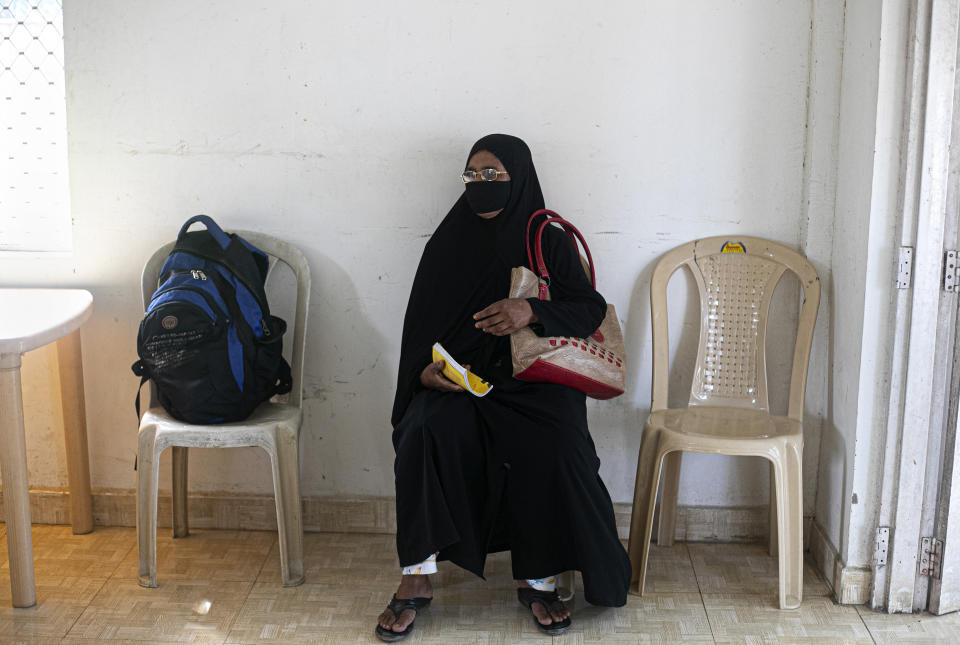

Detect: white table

[0,289,94,608]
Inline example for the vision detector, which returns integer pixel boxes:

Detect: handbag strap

[528,216,597,301]
[533,217,597,288]
[525,209,579,270]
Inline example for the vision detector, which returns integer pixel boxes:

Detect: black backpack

[132,215,292,424]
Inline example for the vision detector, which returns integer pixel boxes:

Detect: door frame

[872,0,960,614]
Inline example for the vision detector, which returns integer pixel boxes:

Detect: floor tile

[258,531,575,592]
[418,595,557,645]
[688,543,830,598]
[704,594,872,644]
[570,592,714,644]
[643,543,700,594]
[4,524,960,643]
[0,526,133,580]
[65,578,251,643]
[226,582,404,644]
[114,529,274,583]
[0,575,105,641]
[239,546,582,644]
[61,641,195,645]
[856,604,960,644]
[227,579,567,644]
[423,554,563,645]
[256,532,399,586]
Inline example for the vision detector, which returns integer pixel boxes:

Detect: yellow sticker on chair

[721,241,746,254]
[432,342,493,397]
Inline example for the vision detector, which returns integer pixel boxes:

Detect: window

[0,0,70,252]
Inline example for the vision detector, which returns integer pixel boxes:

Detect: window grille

[0,0,70,252]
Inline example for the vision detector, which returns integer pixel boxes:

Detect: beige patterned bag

[509,210,625,399]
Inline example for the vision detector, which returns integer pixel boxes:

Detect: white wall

[799,0,844,534]
[814,0,884,562]
[2,1,829,509]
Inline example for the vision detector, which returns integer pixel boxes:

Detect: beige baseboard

[808,518,872,605]
[0,488,789,544]
[0,488,397,534]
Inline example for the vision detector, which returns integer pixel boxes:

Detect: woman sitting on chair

[376,134,631,641]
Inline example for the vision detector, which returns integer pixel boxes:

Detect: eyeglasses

[461,168,509,183]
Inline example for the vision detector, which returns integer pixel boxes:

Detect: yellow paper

[431,342,493,397]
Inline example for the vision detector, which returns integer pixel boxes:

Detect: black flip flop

[517,587,572,636]
[374,594,432,642]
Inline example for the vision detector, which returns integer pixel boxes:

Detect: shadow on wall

[665,266,701,410]
[145,239,393,498]
[816,272,847,559]
[618,254,655,497]
[797,261,830,519]
[621,252,702,410]
[296,251,393,498]
[621,255,701,507]
[816,422,847,548]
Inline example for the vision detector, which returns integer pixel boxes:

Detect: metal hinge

[898,247,914,289]
[919,537,943,579]
[944,250,959,291]
[875,527,890,566]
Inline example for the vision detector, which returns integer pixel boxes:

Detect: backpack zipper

[163,267,261,340]
[169,247,269,313]
[151,283,228,321]
[149,298,223,324]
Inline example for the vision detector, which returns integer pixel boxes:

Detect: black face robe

[391,134,631,607]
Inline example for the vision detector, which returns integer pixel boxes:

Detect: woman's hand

[473,298,539,336]
[420,360,469,392]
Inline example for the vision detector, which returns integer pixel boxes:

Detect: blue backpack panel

[132,215,292,424]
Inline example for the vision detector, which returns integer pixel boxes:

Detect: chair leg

[768,461,778,557]
[54,330,94,535]
[657,451,682,546]
[0,357,37,607]
[137,427,162,588]
[626,428,664,595]
[172,446,189,538]
[772,442,803,609]
[269,426,305,586]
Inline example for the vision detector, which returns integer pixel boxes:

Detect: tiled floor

[0,526,956,643]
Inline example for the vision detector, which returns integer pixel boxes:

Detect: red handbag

[508,209,626,399]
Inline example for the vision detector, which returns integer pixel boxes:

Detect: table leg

[0,352,37,608]
[54,330,93,535]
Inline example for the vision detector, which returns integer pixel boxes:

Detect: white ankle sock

[401,552,438,575]
[525,575,557,592]
[401,553,557,592]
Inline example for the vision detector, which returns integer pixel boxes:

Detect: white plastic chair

[626,236,820,610]
[136,231,310,588]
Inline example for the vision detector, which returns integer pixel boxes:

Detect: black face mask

[464,181,511,215]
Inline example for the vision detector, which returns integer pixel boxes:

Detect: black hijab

[391,134,545,425]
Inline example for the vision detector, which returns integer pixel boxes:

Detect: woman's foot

[377,575,433,634]
[516,580,570,627]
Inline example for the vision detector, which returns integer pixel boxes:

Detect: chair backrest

[649,236,820,422]
[140,230,311,409]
